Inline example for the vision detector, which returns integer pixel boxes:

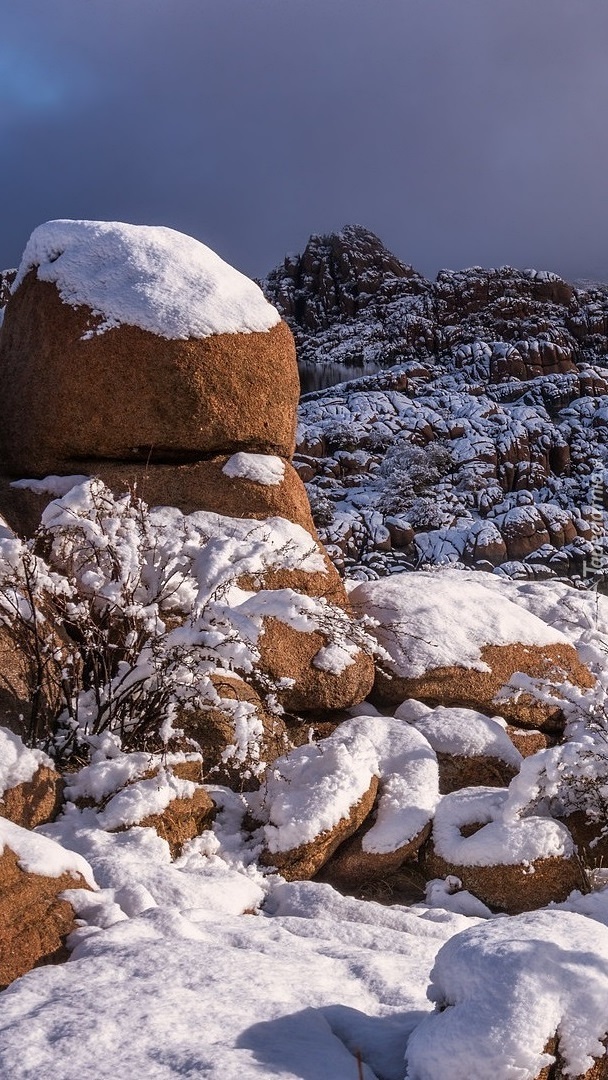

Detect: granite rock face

[264,226,608,583]
[0,273,299,479]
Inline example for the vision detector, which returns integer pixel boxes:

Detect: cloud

[1,0,608,282]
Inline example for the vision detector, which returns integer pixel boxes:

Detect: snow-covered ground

[2,776,608,1080]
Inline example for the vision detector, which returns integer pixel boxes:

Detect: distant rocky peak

[265,224,428,331]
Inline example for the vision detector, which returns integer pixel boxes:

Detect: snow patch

[222,453,286,486]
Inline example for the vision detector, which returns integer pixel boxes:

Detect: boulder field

[1,221,608,1078]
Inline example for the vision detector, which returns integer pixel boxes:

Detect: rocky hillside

[264,226,608,583]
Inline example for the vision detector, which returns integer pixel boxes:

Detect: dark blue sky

[2,0,608,282]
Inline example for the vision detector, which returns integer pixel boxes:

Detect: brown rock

[0,274,299,478]
[501,505,551,560]
[0,621,65,741]
[436,751,518,794]
[560,810,608,869]
[256,618,375,714]
[0,847,89,989]
[260,774,379,880]
[137,785,215,858]
[423,840,585,914]
[321,816,431,891]
[0,457,317,540]
[374,642,595,733]
[178,673,289,791]
[507,726,551,757]
[1,765,64,829]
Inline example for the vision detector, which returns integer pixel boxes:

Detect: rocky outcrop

[0,222,375,752]
[266,226,608,582]
[0,818,94,989]
[255,618,375,714]
[265,224,429,334]
[0,727,64,828]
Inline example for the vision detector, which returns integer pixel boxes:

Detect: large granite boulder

[0,222,298,481]
[352,570,595,732]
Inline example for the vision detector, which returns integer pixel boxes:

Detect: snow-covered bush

[308,491,335,529]
[3,479,376,766]
[377,440,453,517]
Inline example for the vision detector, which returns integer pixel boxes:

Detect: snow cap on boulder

[11,219,281,339]
[353,570,595,730]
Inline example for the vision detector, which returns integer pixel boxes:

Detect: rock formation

[263,226,608,583]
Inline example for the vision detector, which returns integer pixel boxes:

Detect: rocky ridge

[264,226,608,582]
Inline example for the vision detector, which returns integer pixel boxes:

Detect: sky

[2,0,608,283]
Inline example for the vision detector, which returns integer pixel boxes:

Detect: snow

[62,748,201,804]
[405,909,608,1079]
[351,570,570,678]
[0,816,96,887]
[395,700,523,767]
[248,727,379,854]
[0,726,54,798]
[10,474,90,497]
[96,769,198,831]
[431,786,574,866]
[0,886,468,1080]
[13,220,281,339]
[222,453,286,486]
[423,877,494,919]
[335,716,439,853]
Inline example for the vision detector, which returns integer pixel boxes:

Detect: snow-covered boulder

[99,770,215,859]
[395,701,523,794]
[0,220,299,480]
[320,716,439,890]
[352,570,595,732]
[422,787,585,914]
[250,727,381,880]
[63,750,216,858]
[0,817,95,988]
[0,727,63,829]
[404,909,608,1080]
